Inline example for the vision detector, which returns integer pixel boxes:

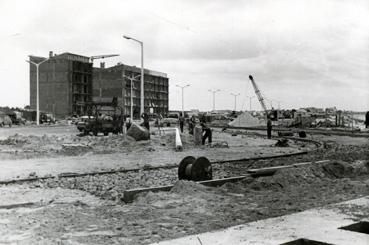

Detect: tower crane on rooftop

[90,54,120,62]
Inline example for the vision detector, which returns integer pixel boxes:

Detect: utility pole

[208,89,221,111]
[230,93,240,111]
[176,84,190,117]
[123,73,140,120]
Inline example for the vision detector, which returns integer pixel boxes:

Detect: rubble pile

[0,132,196,160]
[0,134,30,145]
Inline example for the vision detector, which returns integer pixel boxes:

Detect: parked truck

[0,112,12,127]
[80,97,124,136]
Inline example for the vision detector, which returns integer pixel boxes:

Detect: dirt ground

[0,125,310,181]
[0,125,367,244]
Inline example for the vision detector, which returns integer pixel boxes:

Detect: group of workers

[178,114,212,145]
[126,110,369,145]
[130,112,275,144]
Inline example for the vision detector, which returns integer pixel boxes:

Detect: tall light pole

[123,72,140,120]
[123,35,144,117]
[176,84,190,117]
[26,57,51,125]
[230,93,240,111]
[246,96,256,111]
[208,89,220,111]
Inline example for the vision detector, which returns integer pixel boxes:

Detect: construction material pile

[228,112,265,127]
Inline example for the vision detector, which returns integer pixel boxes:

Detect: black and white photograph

[0,0,368,244]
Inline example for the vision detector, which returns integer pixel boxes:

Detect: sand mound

[322,160,369,178]
[228,112,264,127]
[135,191,167,204]
[241,160,369,191]
[171,180,209,195]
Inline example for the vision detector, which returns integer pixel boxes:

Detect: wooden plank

[197,176,249,187]
[247,160,330,174]
[123,185,173,203]
[123,176,251,203]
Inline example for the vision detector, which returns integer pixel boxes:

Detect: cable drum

[178,156,212,181]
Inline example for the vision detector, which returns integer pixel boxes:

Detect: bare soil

[0,125,367,244]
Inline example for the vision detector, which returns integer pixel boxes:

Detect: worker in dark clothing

[188,115,196,135]
[366,111,369,129]
[267,118,272,139]
[141,112,150,131]
[201,122,212,145]
[126,118,132,132]
[179,115,185,133]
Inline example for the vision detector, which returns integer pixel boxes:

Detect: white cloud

[0,0,368,111]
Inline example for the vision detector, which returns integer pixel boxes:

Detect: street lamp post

[26,57,51,125]
[230,93,240,111]
[246,96,256,111]
[176,84,190,117]
[208,89,221,111]
[123,35,144,117]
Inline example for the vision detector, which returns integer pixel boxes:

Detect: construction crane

[90,54,119,62]
[248,75,268,112]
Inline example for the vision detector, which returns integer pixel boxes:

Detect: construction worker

[201,122,212,145]
[126,117,132,131]
[267,117,272,139]
[141,112,150,131]
[365,111,369,128]
[179,115,185,133]
[188,115,196,135]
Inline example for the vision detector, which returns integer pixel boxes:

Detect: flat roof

[94,63,167,78]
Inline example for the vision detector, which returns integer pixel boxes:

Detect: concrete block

[127,123,150,141]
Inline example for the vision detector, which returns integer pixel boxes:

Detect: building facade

[93,63,169,118]
[29,52,169,119]
[29,52,93,118]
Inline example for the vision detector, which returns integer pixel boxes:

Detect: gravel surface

[1,158,369,244]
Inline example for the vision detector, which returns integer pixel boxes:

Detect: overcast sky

[0,0,368,111]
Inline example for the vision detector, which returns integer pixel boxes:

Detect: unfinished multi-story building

[93,63,169,118]
[29,52,93,118]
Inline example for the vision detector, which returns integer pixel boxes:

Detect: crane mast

[248,75,268,113]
